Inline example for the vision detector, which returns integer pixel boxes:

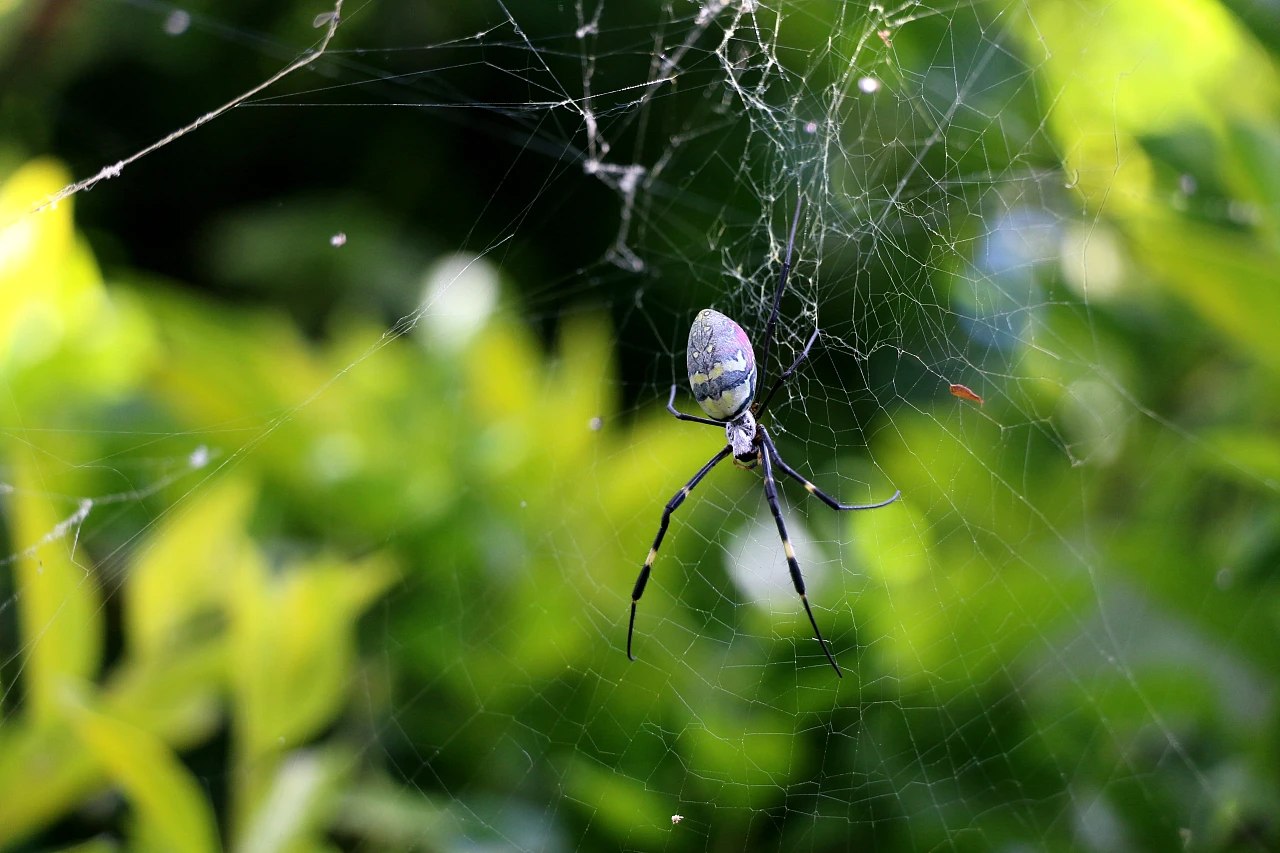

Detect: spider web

[2,0,1277,850]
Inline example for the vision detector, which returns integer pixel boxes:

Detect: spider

[626,197,900,677]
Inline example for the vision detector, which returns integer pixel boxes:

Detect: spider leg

[755,327,818,416]
[760,445,843,677]
[667,384,723,427]
[757,194,804,385]
[761,427,901,510]
[627,444,733,662]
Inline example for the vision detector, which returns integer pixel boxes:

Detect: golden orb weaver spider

[626,196,900,677]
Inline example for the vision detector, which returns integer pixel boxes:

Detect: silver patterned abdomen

[687,308,757,421]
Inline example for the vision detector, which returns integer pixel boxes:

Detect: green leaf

[562,758,673,846]
[1129,217,1280,370]
[237,749,350,853]
[0,602,225,848]
[1015,0,1279,216]
[62,686,221,853]
[0,718,98,847]
[232,552,395,758]
[1202,428,1280,484]
[229,550,394,834]
[127,476,256,656]
[1225,121,1280,244]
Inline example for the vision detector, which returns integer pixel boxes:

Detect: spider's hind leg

[759,445,843,677]
[761,427,900,511]
[627,444,733,662]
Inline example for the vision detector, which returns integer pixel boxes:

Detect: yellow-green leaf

[10,457,102,722]
[238,748,350,853]
[1129,218,1280,371]
[128,477,256,656]
[62,687,220,853]
[232,553,395,758]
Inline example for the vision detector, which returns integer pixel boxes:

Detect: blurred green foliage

[0,161,400,852]
[0,0,1279,850]
[0,157,738,850]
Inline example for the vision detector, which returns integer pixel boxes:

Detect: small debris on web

[877,29,892,47]
[330,232,347,247]
[314,11,339,28]
[671,814,684,825]
[950,383,983,405]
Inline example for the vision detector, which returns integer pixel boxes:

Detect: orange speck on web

[950,384,983,405]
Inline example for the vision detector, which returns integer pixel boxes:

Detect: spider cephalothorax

[626,196,900,677]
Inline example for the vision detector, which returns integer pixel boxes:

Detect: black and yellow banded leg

[761,427,900,511]
[627,445,733,662]
[759,446,843,677]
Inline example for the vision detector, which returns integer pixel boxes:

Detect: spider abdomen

[687,308,757,420]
